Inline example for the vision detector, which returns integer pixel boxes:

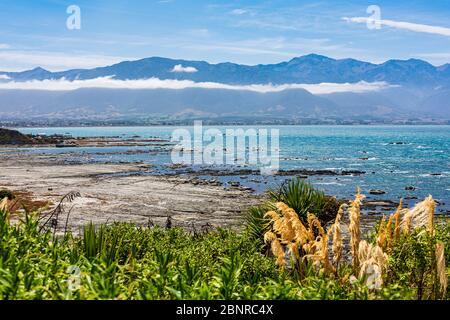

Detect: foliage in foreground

[245,179,339,241]
[0,194,448,300]
[263,194,449,300]
[268,179,339,223]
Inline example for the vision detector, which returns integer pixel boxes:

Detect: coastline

[0,148,399,235]
[1,127,448,233]
[0,151,261,232]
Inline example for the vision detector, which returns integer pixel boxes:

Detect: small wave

[418,173,445,177]
[281,157,307,161]
[315,182,345,186]
[416,145,431,149]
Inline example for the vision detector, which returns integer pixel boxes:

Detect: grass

[0,190,448,300]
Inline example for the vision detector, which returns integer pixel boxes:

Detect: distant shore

[2,121,450,128]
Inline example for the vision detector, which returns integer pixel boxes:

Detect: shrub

[244,206,270,242]
[388,224,450,299]
[268,178,338,223]
[0,189,14,200]
[0,192,448,300]
[262,193,449,300]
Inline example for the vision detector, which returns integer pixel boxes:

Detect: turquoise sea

[17,125,450,213]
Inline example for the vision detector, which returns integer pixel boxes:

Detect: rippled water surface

[18,125,450,212]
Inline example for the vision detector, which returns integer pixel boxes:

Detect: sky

[1,0,450,71]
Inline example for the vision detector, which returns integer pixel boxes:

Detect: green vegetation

[245,179,339,241]
[0,128,33,145]
[0,190,448,300]
[0,190,14,200]
[268,179,339,223]
[0,128,64,145]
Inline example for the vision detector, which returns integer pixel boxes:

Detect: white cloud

[0,76,393,94]
[416,53,450,60]
[0,44,11,49]
[0,51,133,72]
[343,17,450,37]
[0,75,10,80]
[231,9,248,15]
[171,64,198,73]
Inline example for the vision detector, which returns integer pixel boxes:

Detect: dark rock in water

[389,141,406,145]
[208,179,222,186]
[187,168,366,177]
[229,181,241,187]
[430,173,441,176]
[238,186,254,192]
[276,169,336,176]
[369,189,386,195]
[405,186,416,191]
[166,163,188,169]
[342,170,366,176]
[56,141,78,148]
[363,200,398,207]
[359,157,369,160]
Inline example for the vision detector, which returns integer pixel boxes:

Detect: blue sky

[1,0,450,71]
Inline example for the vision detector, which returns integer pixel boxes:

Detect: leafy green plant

[0,197,448,301]
[388,225,449,300]
[244,206,270,242]
[268,179,338,223]
[0,189,14,200]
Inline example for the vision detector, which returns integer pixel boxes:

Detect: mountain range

[0,54,449,123]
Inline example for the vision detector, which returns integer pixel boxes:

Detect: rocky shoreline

[1,138,448,234]
[0,148,403,234]
[0,150,261,232]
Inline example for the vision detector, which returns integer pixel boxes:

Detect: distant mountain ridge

[0,54,449,123]
[1,54,449,86]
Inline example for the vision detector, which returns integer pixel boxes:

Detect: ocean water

[17,125,450,213]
